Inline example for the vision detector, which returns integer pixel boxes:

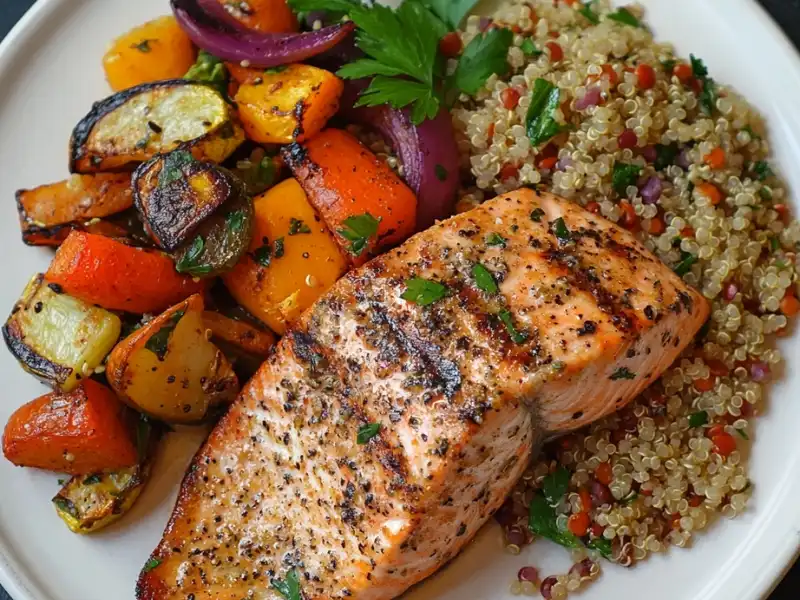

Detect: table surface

[0,0,798,599]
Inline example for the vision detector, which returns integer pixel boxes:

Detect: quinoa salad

[451,1,799,597]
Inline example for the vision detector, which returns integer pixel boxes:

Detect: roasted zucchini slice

[106,294,239,424]
[69,80,244,173]
[133,150,250,252]
[52,417,159,534]
[3,275,121,391]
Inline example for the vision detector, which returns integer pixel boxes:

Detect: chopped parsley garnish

[610,367,636,381]
[551,217,571,245]
[612,162,642,196]
[83,474,102,485]
[587,537,612,558]
[288,218,311,235]
[184,50,228,97]
[226,209,247,234]
[759,187,773,201]
[499,309,527,343]
[770,236,780,252]
[688,411,709,428]
[690,55,717,116]
[528,467,581,549]
[485,232,507,247]
[607,7,640,27]
[338,213,382,257]
[690,54,708,78]
[752,160,773,181]
[472,263,499,294]
[521,38,542,57]
[145,309,185,360]
[132,39,153,53]
[175,237,212,277]
[578,1,600,25]
[654,143,679,171]
[252,238,284,267]
[143,558,162,573]
[530,208,545,222]
[743,125,761,140]
[401,277,448,306]
[453,28,513,95]
[357,422,382,445]
[264,65,289,74]
[661,59,676,74]
[736,428,750,440]
[158,150,195,188]
[526,78,564,147]
[274,237,285,259]
[434,164,449,182]
[673,251,697,276]
[271,568,302,600]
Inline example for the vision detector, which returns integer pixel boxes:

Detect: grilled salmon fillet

[137,188,709,600]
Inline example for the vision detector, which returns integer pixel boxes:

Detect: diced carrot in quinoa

[711,432,737,456]
[673,63,693,83]
[46,231,206,314]
[694,376,715,392]
[103,16,196,91]
[2,380,138,475]
[780,293,800,316]
[636,64,656,90]
[567,512,590,536]
[696,182,723,205]
[704,147,726,169]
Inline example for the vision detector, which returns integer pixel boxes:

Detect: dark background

[0,0,798,598]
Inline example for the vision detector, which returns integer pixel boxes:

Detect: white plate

[1,1,800,599]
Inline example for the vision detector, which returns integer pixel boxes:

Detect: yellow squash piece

[70,80,244,173]
[235,64,344,144]
[2,274,121,391]
[223,178,348,334]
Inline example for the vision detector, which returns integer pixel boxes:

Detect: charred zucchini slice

[3,275,121,391]
[133,150,249,252]
[70,80,244,173]
[52,418,159,534]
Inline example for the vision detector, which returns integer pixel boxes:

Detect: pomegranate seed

[439,32,463,58]
[586,201,601,215]
[546,42,563,62]
[540,576,558,600]
[723,281,739,301]
[636,64,656,90]
[500,87,521,109]
[590,522,605,537]
[591,480,613,505]
[688,494,704,507]
[618,129,638,149]
[518,566,539,583]
[499,163,519,181]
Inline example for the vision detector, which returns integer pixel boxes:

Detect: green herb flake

[587,537,612,558]
[82,474,102,485]
[610,367,636,381]
[578,1,600,25]
[274,237,285,259]
[253,240,273,267]
[472,263,499,295]
[735,428,750,440]
[498,309,528,344]
[759,187,773,201]
[132,39,153,53]
[145,309,186,361]
[434,164,449,182]
[57,479,66,486]
[612,162,642,196]
[288,218,312,236]
[607,7,640,27]
[520,38,542,57]
[143,558,162,573]
[530,208,545,222]
[654,143,679,171]
[453,28,513,96]
[542,467,571,505]
[486,232,507,247]
[528,493,582,548]
[357,422,382,445]
[264,65,289,75]
[752,160,773,181]
[270,568,302,600]
[674,251,698,276]
[742,125,761,140]
[770,236,780,252]
[551,217,571,245]
[401,277,449,306]
[622,491,639,504]
[688,411,708,428]
[184,50,229,96]
[690,55,717,116]
[226,209,247,235]
[526,78,564,147]
[338,213,382,257]
[661,59,676,74]
[175,236,212,277]
[158,150,196,188]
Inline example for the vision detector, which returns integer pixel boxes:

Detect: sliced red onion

[750,361,770,382]
[618,129,638,150]
[640,176,663,204]
[342,83,460,231]
[575,87,602,110]
[171,0,355,68]
[641,145,658,163]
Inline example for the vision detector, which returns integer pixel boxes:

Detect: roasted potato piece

[52,417,159,534]
[133,150,250,252]
[2,275,121,391]
[202,311,275,377]
[70,80,244,173]
[16,174,133,246]
[2,380,138,475]
[235,64,344,144]
[106,294,239,424]
[222,178,347,334]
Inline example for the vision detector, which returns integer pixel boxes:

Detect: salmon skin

[137,189,709,600]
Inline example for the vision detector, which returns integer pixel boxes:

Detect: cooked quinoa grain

[453,0,799,591]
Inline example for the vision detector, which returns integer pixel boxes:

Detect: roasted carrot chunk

[103,16,197,91]
[216,0,298,33]
[2,380,138,475]
[283,129,417,266]
[46,231,206,314]
[235,64,344,144]
[16,174,133,246]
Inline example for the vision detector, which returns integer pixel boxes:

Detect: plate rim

[0,0,798,599]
